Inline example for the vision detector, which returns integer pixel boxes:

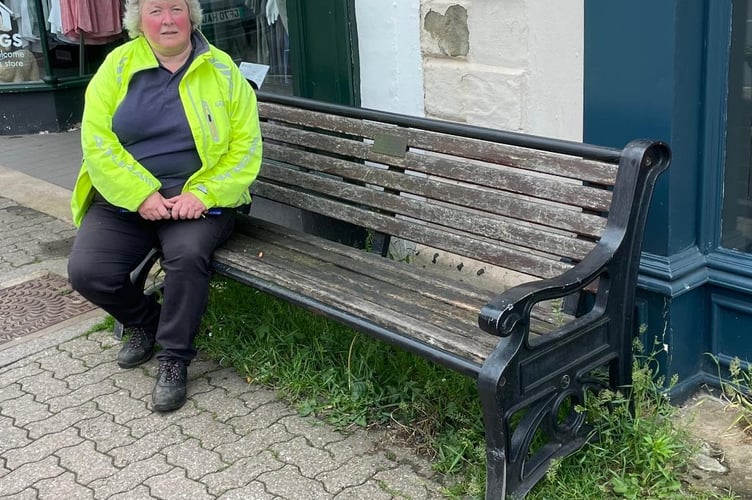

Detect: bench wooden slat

[217,221,577,365]
[235,218,500,306]
[398,152,613,212]
[259,102,619,185]
[262,125,614,213]
[215,233,498,365]
[231,239,482,335]
[406,130,618,186]
[259,163,597,261]
[252,181,574,279]
[262,143,608,240]
[234,219,576,336]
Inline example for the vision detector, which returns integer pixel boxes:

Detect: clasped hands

[137,192,207,221]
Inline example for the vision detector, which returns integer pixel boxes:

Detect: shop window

[0,0,291,92]
[722,0,752,251]
[0,0,47,84]
[0,0,126,85]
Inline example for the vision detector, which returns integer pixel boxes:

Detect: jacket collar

[130,30,212,68]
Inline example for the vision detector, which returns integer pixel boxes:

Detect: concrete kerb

[0,164,74,225]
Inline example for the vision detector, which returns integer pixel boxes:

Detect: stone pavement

[0,133,447,499]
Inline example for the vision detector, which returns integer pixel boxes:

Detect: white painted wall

[354,0,425,116]
[356,0,583,140]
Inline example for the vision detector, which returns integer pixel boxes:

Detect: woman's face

[140,0,192,56]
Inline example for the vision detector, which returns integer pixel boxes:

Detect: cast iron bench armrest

[479,243,614,338]
[479,139,670,340]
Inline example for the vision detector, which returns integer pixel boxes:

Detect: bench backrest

[252,92,653,283]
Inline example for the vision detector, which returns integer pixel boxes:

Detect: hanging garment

[48,0,62,35]
[16,0,50,44]
[49,0,80,44]
[60,0,122,44]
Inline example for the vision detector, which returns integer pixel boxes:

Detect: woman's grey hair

[122,0,203,39]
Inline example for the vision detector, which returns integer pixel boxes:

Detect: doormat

[0,273,97,343]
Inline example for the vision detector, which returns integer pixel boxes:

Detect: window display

[0,0,42,83]
[200,0,291,93]
[0,0,128,84]
[0,0,291,92]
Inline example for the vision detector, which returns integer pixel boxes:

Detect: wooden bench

[117,91,670,498]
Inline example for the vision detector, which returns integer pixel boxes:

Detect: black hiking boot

[117,326,156,368]
[152,358,188,412]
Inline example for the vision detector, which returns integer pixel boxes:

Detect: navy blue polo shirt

[112,37,206,192]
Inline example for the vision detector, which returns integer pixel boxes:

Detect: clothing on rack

[3,0,39,47]
[57,0,122,44]
[2,0,49,49]
[48,0,66,40]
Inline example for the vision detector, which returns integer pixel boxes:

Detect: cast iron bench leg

[112,247,163,340]
[478,344,514,500]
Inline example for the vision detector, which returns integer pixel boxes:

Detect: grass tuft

[85,316,115,336]
[709,354,752,437]
[530,341,701,499]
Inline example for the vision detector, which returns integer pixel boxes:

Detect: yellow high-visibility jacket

[70,33,262,227]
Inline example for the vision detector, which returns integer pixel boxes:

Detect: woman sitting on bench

[67,0,262,412]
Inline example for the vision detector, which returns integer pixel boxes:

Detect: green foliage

[85,315,115,336]
[710,355,752,437]
[531,341,731,500]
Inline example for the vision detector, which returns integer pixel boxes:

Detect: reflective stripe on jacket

[70,33,262,227]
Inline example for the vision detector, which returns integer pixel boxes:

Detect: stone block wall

[419,0,583,140]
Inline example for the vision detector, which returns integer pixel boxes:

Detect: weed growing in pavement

[196,278,738,499]
[710,354,752,437]
[85,316,114,336]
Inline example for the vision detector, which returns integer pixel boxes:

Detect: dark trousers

[68,202,236,362]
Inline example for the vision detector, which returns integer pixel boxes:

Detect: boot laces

[125,327,150,348]
[158,359,184,383]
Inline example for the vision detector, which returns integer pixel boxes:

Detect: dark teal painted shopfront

[585,0,752,397]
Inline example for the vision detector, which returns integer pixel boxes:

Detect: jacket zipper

[202,101,219,142]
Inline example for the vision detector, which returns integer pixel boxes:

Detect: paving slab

[0,316,448,500]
